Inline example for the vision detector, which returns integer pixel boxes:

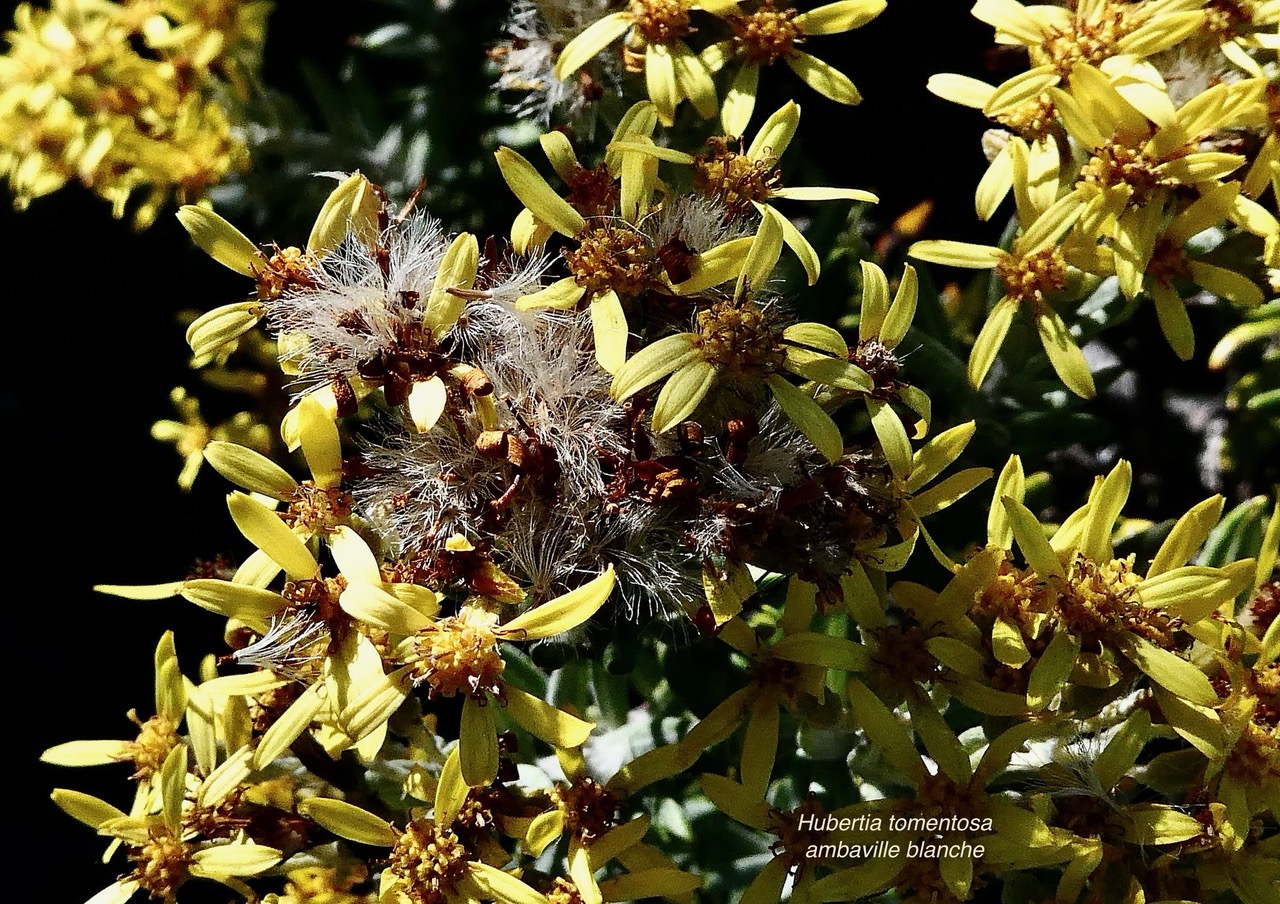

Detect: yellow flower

[972,0,1204,116]
[42,632,191,816]
[705,0,885,134]
[615,100,878,283]
[925,74,1061,221]
[966,459,1255,717]
[524,748,702,904]
[496,119,763,374]
[300,755,556,904]
[341,565,617,786]
[553,0,742,126]
[55,739,282,903]
[150,387,270,491]
[1197,0,1280,76]
[0,0,265,226]
[1128,182,1267,361]
[609,224,873,458]
[1049,63,1268,264]
[909,189,1094,397]
[178,172,381,362]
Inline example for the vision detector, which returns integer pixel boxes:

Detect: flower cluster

[0,0,266,226]
[915,0,1280,395]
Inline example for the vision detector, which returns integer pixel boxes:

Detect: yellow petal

[927,72,995,109]
[984,67,1059,117]
[299,798,398,846]
[85,882,140,904]
[1017,191,1084,254]
[907,421,975,494]
[94,582,184,600]
[784,51,861,104]
[424,232,480,332]
[969,295,1019,389]
[766,374,843,461]
[721,63,760,137]
[782,346,871,390]
[308,173,378,256]
[908,240,1004,269]
[460,695,499,786]
[1117,10,1205,57]
[987,455,1025,549]
[619,139,660,222]
[340,666,413,742]
[1150,280,1195,361]
[1046,86,1106,149]
[971,0,1043,44]
[176,206,261,276]
[180,579,283,622]
[771,633,870,671]
[589,816,652,870]
[1078,460,1131,563]
[1036,308,1096,399]
[226,492,319,580]
[610,333,699,402]
[1149,495,1224,578]
[42,740,131,767]
[858,259,889,342]
[190,841,282,879]
[501,566,616,640]
[186,301,263,360]
[329,525,382,586]
[512,207,555,256]
[407,377,448,433]
[698,773,771,830]
[991,617,1030,667]
[1188,262,1265,308]
[646,43,679,127]
[738,204,786,296]
[591,291,630,375]
[1119,804,1206,845]
[253,682,325,769]
[1004,495,1064,578]
[340,581,432,634]
[652,362,717,433]
[881,263,918,347]
[673,236,755,293]
[670,40,717,119]
[847,679,924,785]
[516,275,588,311]
[554,12,632,79]
[740,696,779,798]
[1026,629,1079,710]
[869,398,912,480]
[794,0,885,34]
[460,863,550,904]
[503,683,596,747]
[748,99,801,160]
[434,745,469,830]
[600,868,702,902]
[975,142,1015,221]
[197,745,254,810]
[909,467,992,518]
[539,131,580,182]
[495,148,585,238]
[770,186,878,203]
[1116,633,1217,706]
[203,441,298,499]
[51,789,126,830]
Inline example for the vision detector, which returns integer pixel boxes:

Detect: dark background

[4,1,1027,898]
